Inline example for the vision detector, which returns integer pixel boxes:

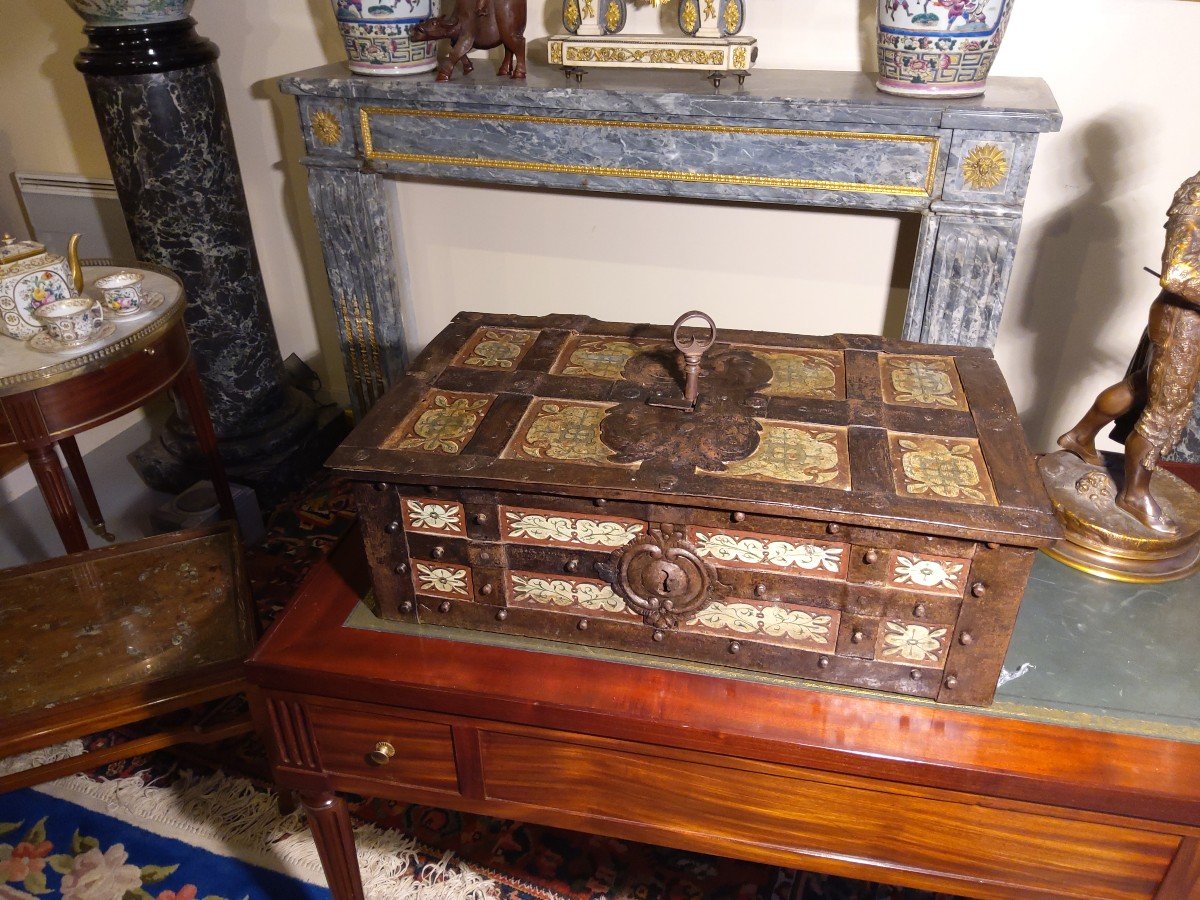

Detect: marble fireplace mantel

[280,63,1061,416]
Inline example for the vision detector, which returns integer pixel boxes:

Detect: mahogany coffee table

[247,530,1200,899]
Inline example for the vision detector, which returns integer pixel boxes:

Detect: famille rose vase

[876,0,1014,98]
[63,0,195,26]
[330,0,438,76]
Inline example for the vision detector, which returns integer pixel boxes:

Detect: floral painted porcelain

[0,235,82,341]
[876,0,1014,98]
[64,0,195,26]
[95,270,146,315]
[330,0,438,76]
[33,297,105,348]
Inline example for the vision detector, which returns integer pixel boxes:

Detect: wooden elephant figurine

[411,0,526,82]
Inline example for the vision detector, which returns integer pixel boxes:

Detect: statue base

[548,34,756,75]
[1038,450,1200,584]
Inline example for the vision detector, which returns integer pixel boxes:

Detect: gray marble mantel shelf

[281,63,1061,416]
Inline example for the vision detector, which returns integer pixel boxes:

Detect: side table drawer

[307,700,459,794]
[478,730,1179,899]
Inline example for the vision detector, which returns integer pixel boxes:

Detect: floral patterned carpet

[2,472,958,900]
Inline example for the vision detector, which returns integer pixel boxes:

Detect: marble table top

[0,263,184,398]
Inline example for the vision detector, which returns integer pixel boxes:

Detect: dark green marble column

[73,17,337,502]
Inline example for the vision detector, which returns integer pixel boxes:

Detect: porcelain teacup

[93,270,145,315]
[33,297,104,347]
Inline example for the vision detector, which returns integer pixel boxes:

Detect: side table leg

[59,436,115,542]
[27,444,89,554]
[299,791,365,900]
[174,356,237,522]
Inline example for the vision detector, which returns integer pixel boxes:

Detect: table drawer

[307,701,459,795]
[479,730,1179,899]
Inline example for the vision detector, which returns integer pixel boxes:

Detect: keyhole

[661,571,674,594]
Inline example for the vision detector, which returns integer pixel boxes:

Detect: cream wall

[1,0,1198,476]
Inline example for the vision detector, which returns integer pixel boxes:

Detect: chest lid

[330,312,1060,547]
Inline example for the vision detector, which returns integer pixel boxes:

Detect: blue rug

[0,772,494,900]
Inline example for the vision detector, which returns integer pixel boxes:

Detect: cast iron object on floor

[71,16,331,502]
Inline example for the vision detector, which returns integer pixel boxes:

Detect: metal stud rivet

[385,521,401,534]
[910,669,922,680]
[474,513,487,525]
[754,583,767,598]
[374,482,388,492]
[728,641,740,654]
[565,559,580,573]
[431,546,445,559]
[595,498,607,507]
[438,600,451,613]
[481,583,493,596]
[827,523,841,535]
[732,511,746,523]
[851,630,865,644]
[818,656,830,669]
[971,582,986,597]
[578,618,589,631]
[496,608,508,621]
[864,549,879,565]
[394,563,408,574]
[652,629,665,642]
[945,675,959,689]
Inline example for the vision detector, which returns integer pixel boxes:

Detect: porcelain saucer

[29,322,118,355]
[106,291,165,321]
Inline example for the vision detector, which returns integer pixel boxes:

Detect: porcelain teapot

[0,233,84,340]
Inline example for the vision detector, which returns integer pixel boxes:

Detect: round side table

[0,261,233,555]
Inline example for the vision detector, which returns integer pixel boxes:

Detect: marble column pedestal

[75,18,341,504]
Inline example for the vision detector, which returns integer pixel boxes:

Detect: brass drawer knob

[385,521,401,535]
[431,545,446,559]
[565,558,580,573]
[851,629,865,644]
[731,511,746,523]
[971,582,986,597]
[367,741,396,766]
[863,549,879,564]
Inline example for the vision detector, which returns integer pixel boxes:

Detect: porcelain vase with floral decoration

[330,0,438,76]
[876,0,1014,98]
[63,0,195,27]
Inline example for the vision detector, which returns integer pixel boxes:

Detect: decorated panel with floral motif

[506,571,635,622]
[875,620,951,669]
[412,560,474,599]
[687,527,848,580]
[501,506,645,549]
[503,400,635,468]
[402,497,467,537]
[745,347,846,400]
[879,354,968,411]
[452,327,541,369]
[384,390,494,455]
[703,422,852,489]
[888,433,997,506]
[550,335,667,379]
[683,599,839,650]
[887,551,970,597]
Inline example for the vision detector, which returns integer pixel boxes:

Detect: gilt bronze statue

[1039,171,1200,582]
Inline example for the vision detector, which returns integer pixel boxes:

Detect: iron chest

[329,311,1061,707]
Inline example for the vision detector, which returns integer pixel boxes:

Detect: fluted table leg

[299,791,364,900]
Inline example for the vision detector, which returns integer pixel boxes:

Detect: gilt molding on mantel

[280,63,1061,417]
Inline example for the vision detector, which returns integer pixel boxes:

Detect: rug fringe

[34,770,496,899]
[0,740,86,777]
